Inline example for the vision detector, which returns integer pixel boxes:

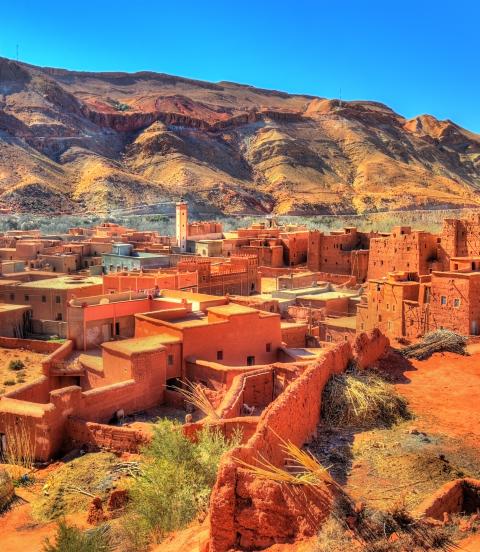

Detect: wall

[66,418,149,453]
[207,330,389,551]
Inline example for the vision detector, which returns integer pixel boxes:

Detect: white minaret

[176,200,188,253]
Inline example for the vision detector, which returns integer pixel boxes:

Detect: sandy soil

[0,347,47,395]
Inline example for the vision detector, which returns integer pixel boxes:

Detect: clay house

[0,293,290,461]
[102,269,199,294]
[102,243,170,273]
[307,227,371,282]
[176,255,258,295]
[2,276,103,336]
[357,267,480,339]
[367,226,441,280]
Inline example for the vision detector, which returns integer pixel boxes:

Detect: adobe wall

[0,337,61,354]
[207,331,389,551]
[66,418,150,454]
[281,324,308,347]
[42,339,74,371]
[353,328,390,370]
[3,375,52,404]
[413,478,480,521]
[428,275,471,335]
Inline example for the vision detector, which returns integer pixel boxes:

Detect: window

[441,295,447,306]
[42,295,47,303]
[115,322,120,335]
[326,335,332,342]
[386,304,390,311]
[392,304,396,312]
[56,313,63,321]
[246,355,255,366]
[216,350,223,361]
[55,296,61,304]
[453,298,461,308]
[266,343,271,352]
[387,321,392,330]
[24,295,29,301]
[9,294,14,301]
[167,354,174,366]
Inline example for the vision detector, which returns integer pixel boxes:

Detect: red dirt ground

[387,347,480,448]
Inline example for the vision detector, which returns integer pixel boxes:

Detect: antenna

[339,87,342,108]
[16,44,19,62]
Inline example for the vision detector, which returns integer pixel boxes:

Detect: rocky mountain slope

[1,56,479,215]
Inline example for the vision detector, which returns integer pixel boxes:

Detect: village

[1,203,480,551]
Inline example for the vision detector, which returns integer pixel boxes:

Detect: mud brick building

[177,255,258,295]
[367,226,441,280]
[307,228,371,282]
[2,276,103,323]
[358,268,480,339]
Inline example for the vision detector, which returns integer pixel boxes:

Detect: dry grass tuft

[173,380,219,419]
[235,435,340,493]
[1,418,36,471]
[321,369,409,429]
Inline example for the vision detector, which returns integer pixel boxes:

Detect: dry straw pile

[399,330,468,360]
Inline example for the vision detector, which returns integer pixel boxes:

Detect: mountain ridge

[0,56,479,215]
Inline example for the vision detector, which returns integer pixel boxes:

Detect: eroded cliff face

[0,56,479,214]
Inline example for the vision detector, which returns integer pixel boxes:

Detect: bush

[321,369,409,428]
[123,419,241,548]
[43,520,113,552]
[9,360,25,371]
[4,379,15,386]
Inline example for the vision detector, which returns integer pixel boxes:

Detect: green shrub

[9,360,25,371]
[43,520,113,552]
[123,419,241,548]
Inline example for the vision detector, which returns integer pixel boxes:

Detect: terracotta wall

[66,418,149,453]
[207,331,389,551]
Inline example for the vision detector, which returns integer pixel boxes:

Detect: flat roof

[322,316,357,330]
[0,303,31,313]
[103,334,181,355]
[297,292,351,301]
[14,276,103,290]
[161,289,226,302]
[208,303,259,316]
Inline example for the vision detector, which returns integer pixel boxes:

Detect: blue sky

[2,0,479,131]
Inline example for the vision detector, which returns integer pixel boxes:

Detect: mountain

[1,56,479,215]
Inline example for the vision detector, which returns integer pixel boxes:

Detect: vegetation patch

[43,520,113,552]
[119,419,241,549]
[32,452,127,521]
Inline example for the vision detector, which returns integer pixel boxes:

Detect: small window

[216,350,223,361]
[56,313,63,321]
[24,295,29,301]
[441,295,447,306]
[453,298,461,308]
[386,304,390,311]
[326,335,332,342]
[246,356,255,366]
[266,343,271,352]
[392,304,396,312]
[167,354,174,366]
[42,295,47,303]
[9,293,14,301]
[55,296,61,304]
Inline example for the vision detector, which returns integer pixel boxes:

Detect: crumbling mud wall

[413,478,480,521]
[66,418,150,453]
[207,331,389,551]
[353,328,390,369]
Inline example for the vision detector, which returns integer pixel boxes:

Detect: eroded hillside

[1,57,479,214]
